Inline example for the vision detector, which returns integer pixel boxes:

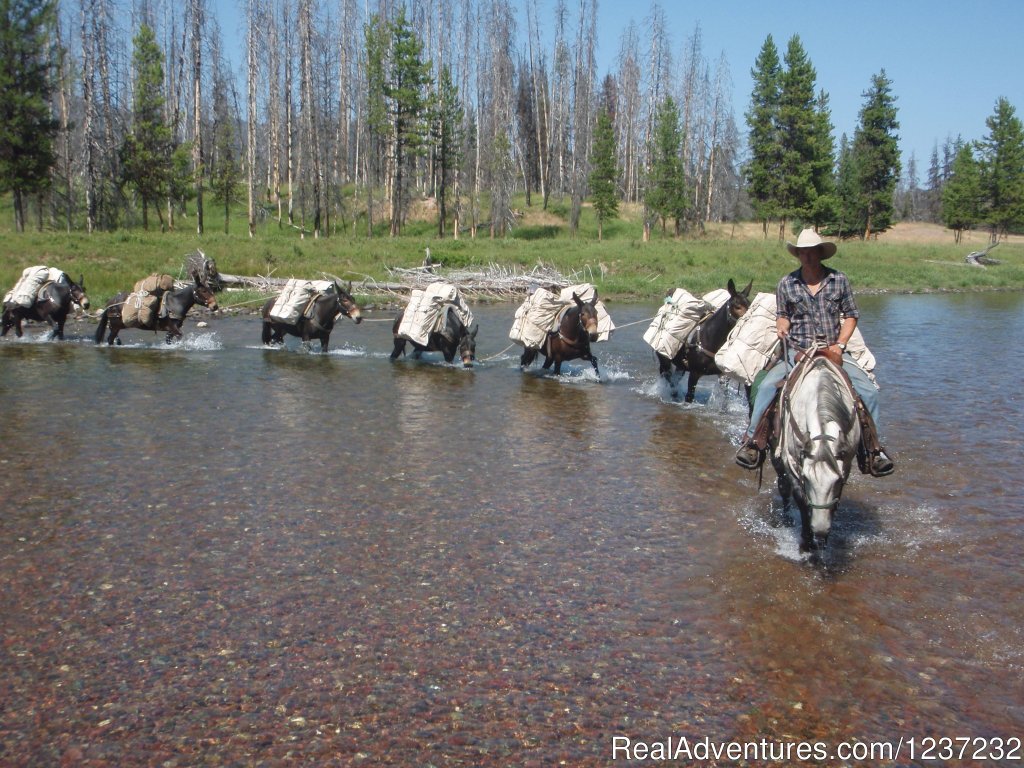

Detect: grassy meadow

[2,195,1022,307]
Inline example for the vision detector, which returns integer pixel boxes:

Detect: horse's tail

[94,308,109,344]
[261,317,273,345]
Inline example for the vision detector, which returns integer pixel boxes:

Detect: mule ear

[743,279,753,296]
[572,292,583,307]
[347,281,353,293]
[471,324,479,338]
[727,278,737,294]
[79,273,85,288]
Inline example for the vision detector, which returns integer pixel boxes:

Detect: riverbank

[2,211,1022,306]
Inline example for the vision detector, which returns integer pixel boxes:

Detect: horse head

[71,274,90,310]
[725,278,752,321]
[457,323,479,368]
[334,281,362,324]
[572,292,600,342]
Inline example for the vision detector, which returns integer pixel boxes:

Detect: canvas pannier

[558,283,615,342]
[269,279,335,325]
[397,282,473,346]
[4,266,52,308]
[642,288,709,359]
[714,292,780,385]
[133,274,175,295]
[121,291,161,328]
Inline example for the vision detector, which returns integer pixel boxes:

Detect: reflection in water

[0,295,1022,764]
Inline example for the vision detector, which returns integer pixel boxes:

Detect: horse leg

[685,371,701,403]
[390,338,406,360]
[520,347,538,369]
[589,354,600,379]
[657,354,677,398]
[797,498,816,553]
[320,333,330,353]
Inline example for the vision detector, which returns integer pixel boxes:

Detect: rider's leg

[736,359,787,468]
[843,355,893,476]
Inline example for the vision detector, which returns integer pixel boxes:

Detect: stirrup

[869,451,894,477]
[735,443,764,470]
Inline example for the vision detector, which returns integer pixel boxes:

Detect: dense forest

[2,0,1022,243]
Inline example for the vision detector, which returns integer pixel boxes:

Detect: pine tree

[589,110,618,240]
[976,97,1024,241]
[646,97,687,235]
[834,134,864,237]
[0,0,59,232]
[808,88,837,229]
[121,23,173,230]
[852,70,900,238]
[744,35,782,234]
[941,144,982,243]
[775,35,819,237]
[385,8,432,237]
[208,72,241,235]
[431,65,463,238]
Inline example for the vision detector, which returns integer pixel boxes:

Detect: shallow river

[1,292,1022,766]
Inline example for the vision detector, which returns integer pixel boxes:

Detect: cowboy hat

[786,228,837,259]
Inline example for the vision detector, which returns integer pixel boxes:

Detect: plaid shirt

[776,267,859,349]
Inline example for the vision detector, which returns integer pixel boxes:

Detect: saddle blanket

[642,287,713,359]
[4,266,68,307]
[269,279,335,324]
[397,282,474,346]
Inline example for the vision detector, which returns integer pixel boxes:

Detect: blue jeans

[745,352,880,440]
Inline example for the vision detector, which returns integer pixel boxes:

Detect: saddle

[750,350,890,477]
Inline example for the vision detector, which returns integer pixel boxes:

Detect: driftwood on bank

[214,262,596,302]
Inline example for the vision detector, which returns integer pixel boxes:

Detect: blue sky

[212,0,1023,177]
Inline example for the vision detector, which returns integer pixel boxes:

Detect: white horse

[772,354,861,553]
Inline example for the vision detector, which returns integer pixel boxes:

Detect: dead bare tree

[246,0,257,236]
[190,0,204,234]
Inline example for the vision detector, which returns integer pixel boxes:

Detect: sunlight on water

[178,332,222,351]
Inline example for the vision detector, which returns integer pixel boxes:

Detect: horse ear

[347,281,353,293]
[727,278,737,294]
[743,279,753,296]
[572,292,583,307]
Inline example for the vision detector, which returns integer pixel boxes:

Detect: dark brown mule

[94,276,219,345]
[657,279,752,402]
[2,275,90,340]
[261,281,362,353]
[390,307,478,367]
[520,293,601,377]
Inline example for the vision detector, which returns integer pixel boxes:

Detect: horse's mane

[812,361,857,434]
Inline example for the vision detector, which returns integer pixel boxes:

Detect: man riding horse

[735,228,894,477]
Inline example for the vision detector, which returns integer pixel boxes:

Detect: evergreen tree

[775,35,819,237]
[744,35,782,234]
[384,8,432,237]
[976,97,1024,240]
[646,97,687,235]
[589,110,618,240]
[924,144,942,222]
[431,65,463,238]
[121,23,173,230]
[0,0,59,232]
[851,70,900,238]
[808,88,837,229]
[208,77,241,234]
[941,144,982,243]
[834,133,864,237]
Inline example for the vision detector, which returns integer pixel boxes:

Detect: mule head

[194,278,219,311]
[726,278,753,320]
[573,292,601,342]
[335,281,362,324]
[72,274,90,310]
[458,323,478,367]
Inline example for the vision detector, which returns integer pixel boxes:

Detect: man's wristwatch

[837,342,847,351]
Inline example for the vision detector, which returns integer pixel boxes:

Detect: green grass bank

[3,200,1022,306]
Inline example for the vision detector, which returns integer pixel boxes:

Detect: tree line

[1,0,1022,243]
